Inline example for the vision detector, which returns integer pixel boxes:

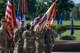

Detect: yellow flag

[39,2,55,31]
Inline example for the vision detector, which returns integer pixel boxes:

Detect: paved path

[13,40,80,53]
[52,52,80,53]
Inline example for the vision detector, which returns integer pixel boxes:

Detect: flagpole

[70,18,74,36]
[58,13,63,36]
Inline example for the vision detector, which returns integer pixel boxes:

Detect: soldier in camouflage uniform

[33,17,45,53]
[0,19,10,53]
[33,17,40,32]
[14,20,25,53]
[44,28,55,53]
[35,30,45,53]
[22,24,36,53]
[32,17,44,53]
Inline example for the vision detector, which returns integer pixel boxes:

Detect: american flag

[5,0,17,38]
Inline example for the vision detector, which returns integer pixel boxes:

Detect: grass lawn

[26,20,80,26]
[53,20,80,40]
[26,20,31,23]
[56,30,80,40]
[53,20,80,26]
[26,20,80,40]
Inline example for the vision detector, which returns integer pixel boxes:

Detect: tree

[36,0,75,22]
[36,0,55,17]
[36,1,48,17]
[70,4,80,20]
[0,0,7,20]
[0,0,75,20]
[27,0,36,19]
[56,0,75,23]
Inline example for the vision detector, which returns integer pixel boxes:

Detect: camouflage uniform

[0,26,9,53]
[22,30,36,53]
[44,29,55,53]
[35,31,44,53]
[14,27,25,53]
[0,19,14,53]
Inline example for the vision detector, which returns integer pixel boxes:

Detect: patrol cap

[1,19,7,22]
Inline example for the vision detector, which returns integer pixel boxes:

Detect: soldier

[33,17,46,53]
[33,17,40,32]
[44,28,55,53]
[22,24,36,53]
[33,17,44,53]
[0,19,9,53]
[14,20,26,53]
[35,30,45,53]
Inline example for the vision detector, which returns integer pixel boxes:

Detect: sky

[72,0,80,4]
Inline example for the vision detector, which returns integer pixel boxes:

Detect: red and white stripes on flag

[5,0,17,38]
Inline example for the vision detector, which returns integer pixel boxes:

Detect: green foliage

[0,0,7,20]
[14,0,19,13]
[70,3,80,20]
[56,0,75,23]
[52,25,67,33]
[0,0,76,20]
[36,2,47,17]
[36,0,55,17]
[57,0,75,12]
[26,20,80,40]
[27,0,56,18]
[52,30,58,38]
[60,35,76,40]
[27,0,36,18]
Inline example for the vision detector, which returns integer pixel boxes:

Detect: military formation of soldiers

[0,17,57,53]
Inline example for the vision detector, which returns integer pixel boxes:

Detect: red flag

[5,0,17,38]
[46,2,56,29]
